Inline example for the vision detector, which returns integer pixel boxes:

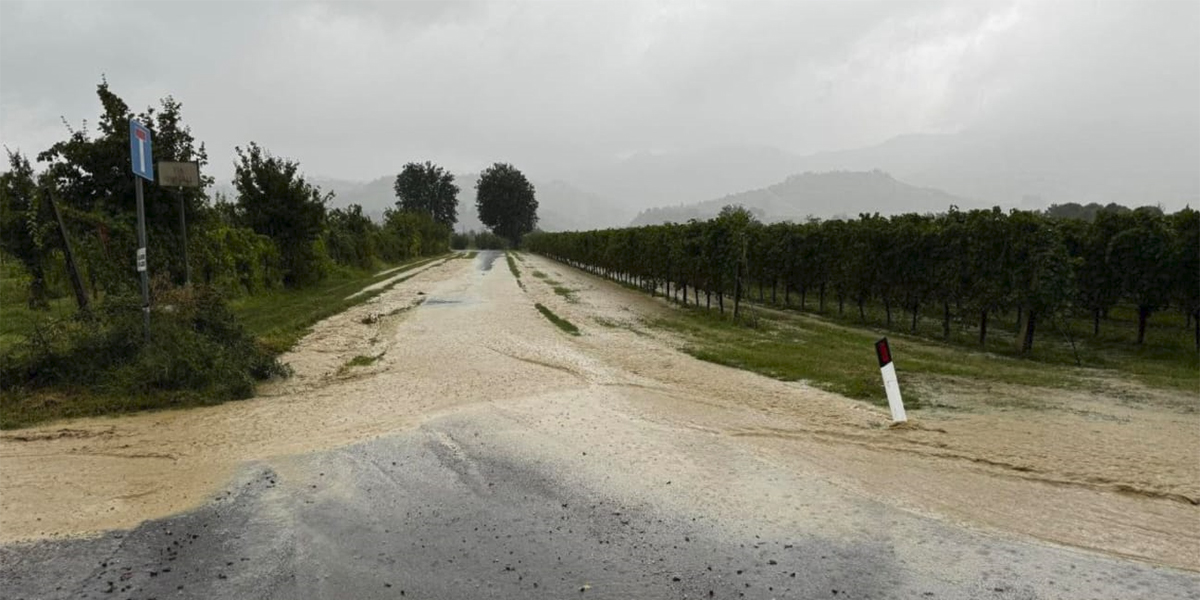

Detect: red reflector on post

[875,338,892,367]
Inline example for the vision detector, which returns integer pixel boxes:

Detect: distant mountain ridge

[785,126,1199,210]
[630,170,968,225]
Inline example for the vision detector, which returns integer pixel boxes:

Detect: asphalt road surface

[2,252,1196,599]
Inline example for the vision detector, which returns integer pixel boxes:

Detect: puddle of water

[478,251,500,271]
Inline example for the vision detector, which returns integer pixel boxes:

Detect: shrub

[0,285,286,404]
[472,230,507,250]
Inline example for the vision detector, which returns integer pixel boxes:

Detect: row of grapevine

[525,206,1199,352]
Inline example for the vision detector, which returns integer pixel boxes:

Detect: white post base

[881,362,907,423]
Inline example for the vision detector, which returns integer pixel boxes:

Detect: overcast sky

[1,0,1197,184]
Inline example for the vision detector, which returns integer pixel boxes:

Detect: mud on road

[1,250,1197,592]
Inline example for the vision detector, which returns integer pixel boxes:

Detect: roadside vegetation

[527,204,1199,396]
[0,285,287,428]
[0,81,460,428]
[535,302,580,336]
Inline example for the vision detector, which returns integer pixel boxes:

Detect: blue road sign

[129,120,154,181]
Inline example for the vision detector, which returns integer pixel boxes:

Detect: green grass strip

[535,302,580,336]
[506,252,521,279]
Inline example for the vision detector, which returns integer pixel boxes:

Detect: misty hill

[569,124,1197,221]
[312,174,627,232]
[787,125,1200,210]
[567,145,804,215]
[630,171,967,225]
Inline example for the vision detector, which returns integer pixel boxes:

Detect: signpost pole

[157,161,200,286]
[178,190,190,286]
[130,119,155,341]
[136,177,150,341]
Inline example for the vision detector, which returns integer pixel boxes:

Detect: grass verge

[651,303,1189,411]
[233,255,445,354]
[535,302,580,336]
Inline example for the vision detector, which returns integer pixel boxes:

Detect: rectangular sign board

[129,120,154,181]
[875,337,907,423]
[157,161,201,188]
[136,247,147,272]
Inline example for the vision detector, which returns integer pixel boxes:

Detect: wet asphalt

[3,409,1197,600]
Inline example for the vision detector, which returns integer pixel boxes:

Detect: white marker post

[875,337,907,424]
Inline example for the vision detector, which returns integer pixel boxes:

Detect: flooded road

[2,251,1197,598]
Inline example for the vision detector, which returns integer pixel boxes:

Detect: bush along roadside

[0,285,287,428]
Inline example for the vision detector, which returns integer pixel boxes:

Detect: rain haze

[2,0,1197,227]
[3,3,1200,599]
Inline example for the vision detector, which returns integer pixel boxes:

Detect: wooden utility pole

[44,193,89,313]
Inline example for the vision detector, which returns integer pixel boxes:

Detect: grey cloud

[1,0,1196,212]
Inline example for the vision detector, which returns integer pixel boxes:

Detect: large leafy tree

[394,161,458,228]
[233,143,329,287]
[35,79,213,291]
[475,163,538,245]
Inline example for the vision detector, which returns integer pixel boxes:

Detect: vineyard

[526,206,1200,355]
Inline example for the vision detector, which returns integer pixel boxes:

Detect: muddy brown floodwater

[1,251,1197,573]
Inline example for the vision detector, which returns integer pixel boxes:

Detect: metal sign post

[874,337,908,424]
[158,161,201,286]
[130,120,154,341]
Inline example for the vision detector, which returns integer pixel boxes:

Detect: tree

[1169,208,1200,349]
[233,143,329,287]
[0,151,54,308]
[325,204,377,270]
[37,80,213,289]
[394,161,458,228]
[476,163,537,246]
[962,208,1011,345]
[1107,209,1175,344]
[1007,211,1074,353]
